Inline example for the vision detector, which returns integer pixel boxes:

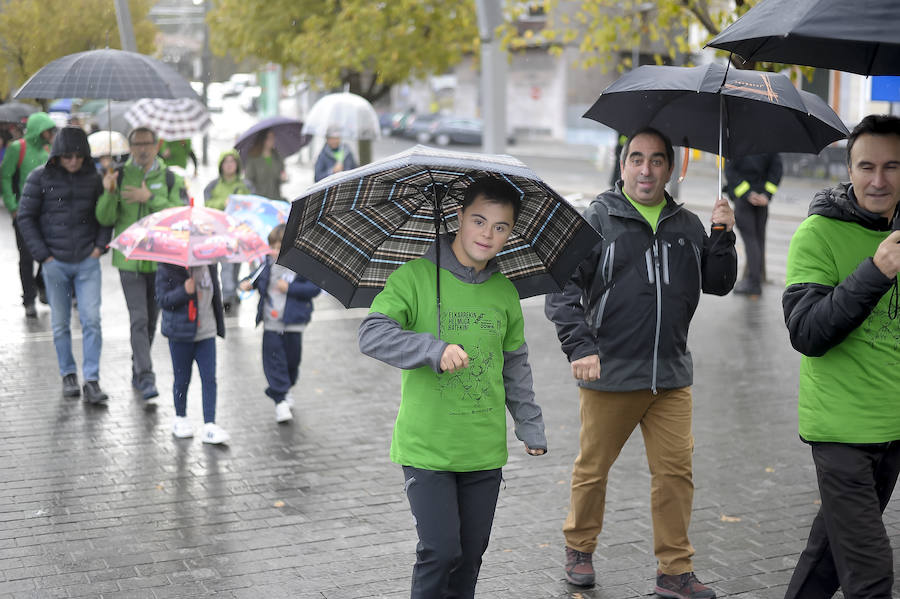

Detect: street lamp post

[476,0,507,155]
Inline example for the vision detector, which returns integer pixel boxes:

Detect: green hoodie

[204,149,252,210]
[95,156,185,272]
[1,111,56,212]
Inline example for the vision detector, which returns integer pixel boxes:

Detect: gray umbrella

[14,49,199,101]
[93,101,135,135]
[0,101,38,124]
[706,0,900,76]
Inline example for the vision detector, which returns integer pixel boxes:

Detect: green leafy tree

[208,0,479,104]
[505,0,766,72]
[0,0,157,99]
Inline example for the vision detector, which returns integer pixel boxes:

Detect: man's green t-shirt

[369,258,526,471]
[623,191,665,233]
[785,214,900,443]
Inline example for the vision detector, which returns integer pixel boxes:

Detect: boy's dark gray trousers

[402,466,502,599]
[785,440,900,599]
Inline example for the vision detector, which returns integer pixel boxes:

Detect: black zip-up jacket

[544,184,737,392]
[17,127,111,264]
[725,153,784,202]
[783,182,895,357]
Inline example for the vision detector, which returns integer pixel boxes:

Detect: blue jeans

[41,256,103,380]
[262,330,302,403]
[168,337,217,423]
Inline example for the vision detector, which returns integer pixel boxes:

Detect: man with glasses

[17,127,111,402]
[96,127,186,404]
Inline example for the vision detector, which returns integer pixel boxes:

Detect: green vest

[786,214,900,443]
[369,258,526,471]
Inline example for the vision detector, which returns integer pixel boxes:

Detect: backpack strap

[16,139,25,169]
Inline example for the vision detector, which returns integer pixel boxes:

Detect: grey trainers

[564,546,595,586]
[82,380,108,405]
[655,571,716,599]
[62,373,80,397]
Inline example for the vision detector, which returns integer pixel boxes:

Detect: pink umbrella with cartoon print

[109,204,270,268]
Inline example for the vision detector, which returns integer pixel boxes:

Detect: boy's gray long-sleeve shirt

[358,235,547,451]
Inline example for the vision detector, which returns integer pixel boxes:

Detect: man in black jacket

[782,114,900,599]
[725,153,784,296]
[545,128,736,597]
[17,127,112,404]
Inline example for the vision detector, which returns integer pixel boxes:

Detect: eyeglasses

[60,153,82,161]
[130,141,156,147]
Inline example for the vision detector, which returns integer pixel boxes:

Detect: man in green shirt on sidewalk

[1,111,56,317]
[783,114,900,599]
[95,126,186,403]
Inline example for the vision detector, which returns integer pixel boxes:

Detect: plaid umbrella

[109,205,270,268]
[279,145,601,310]
[124,98,211,140]
[14,49,199,101]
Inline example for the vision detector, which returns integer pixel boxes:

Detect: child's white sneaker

[202,422,230,444]
[285,394,295,409]
[172,417,193,438]
[275,401,293,423]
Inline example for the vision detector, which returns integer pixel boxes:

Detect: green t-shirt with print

[785,214,900,443]
[369,257,526,471]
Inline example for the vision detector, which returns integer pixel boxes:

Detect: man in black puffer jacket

[17,127,112,404]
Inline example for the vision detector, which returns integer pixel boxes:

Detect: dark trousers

[785,441,900,599]
[119,270,159,385]
[402,466,502,599]
[733,197,768,289]
[262,330,302,403]
[168,337,217,423]
[13,217,43,306]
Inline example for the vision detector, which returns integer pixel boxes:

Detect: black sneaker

[37,287,48,305]
[655,571,716,599]
[24,303,37,318]
[564,546,595,587]
[62,373,80,397]
[732,279,761,296]
[140,379,159,402]
[83,381,108,405]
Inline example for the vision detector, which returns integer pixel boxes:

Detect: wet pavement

[1,134,898,598]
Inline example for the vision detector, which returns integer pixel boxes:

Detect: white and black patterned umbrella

[124,98,211,140]
[278,145,601,309]
[14,49,199,101]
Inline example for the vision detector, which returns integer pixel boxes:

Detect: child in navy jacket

[240,225,321,422]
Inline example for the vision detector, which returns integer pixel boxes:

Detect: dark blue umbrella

[234,116,310,163]
[48,98,73,113]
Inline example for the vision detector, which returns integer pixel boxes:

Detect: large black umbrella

[14,49,199,101]
[584,63,848,160]
[706,0,900,76]
[0,101,38,124]
[279,145,601,321]
[234,116,310,163]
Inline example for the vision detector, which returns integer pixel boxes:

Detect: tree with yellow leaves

[208,0,478,104]
[0,0,157,99]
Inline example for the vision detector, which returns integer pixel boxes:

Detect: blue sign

[871,76,900,102]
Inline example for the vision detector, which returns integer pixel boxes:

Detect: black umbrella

[584,63,848,159]
[234,116,310,163]
[279,145,601,325]
[14,48,199,101]
[0,101,38,124]
[706,0,900,76]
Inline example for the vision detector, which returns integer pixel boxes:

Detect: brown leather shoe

[655,571,716,599]
[564,546,595,586]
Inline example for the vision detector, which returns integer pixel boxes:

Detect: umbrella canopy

[14,49,199,101]
[583,63,849,159]
[225,194,290,240]
[234,116,309,163]
[87,130,129,158]
[93,101,134,135]
[278,144,601,309]
[301,92,380,140]
[78,99,109,115]
[0,101,38,123]
[109,205,270,268]
[706,0,900,76]
[124,98,211,140]
[48,98,73,113]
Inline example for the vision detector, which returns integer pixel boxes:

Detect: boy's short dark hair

[268,223,286,246]
[461,177,522,222]
[847,114,900,165]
